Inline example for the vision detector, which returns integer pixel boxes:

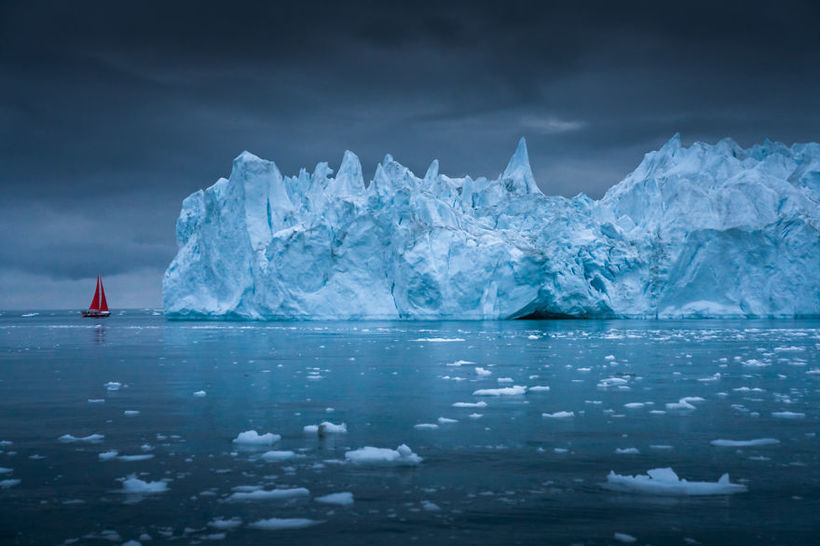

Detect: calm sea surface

[0,311,818,544]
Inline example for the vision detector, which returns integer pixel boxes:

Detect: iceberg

[164,136,820,319]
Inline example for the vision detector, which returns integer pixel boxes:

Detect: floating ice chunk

[87,399,105,404]
[118,454,154,462]
[473,386,527,396]
[411,338,465,343]
[649,444,673,450]
[414,423,439,430]
[0,467,12,474]
[697,373,721,382]
[475,367,492,376]
[605,468,747,496]
[437,417,458,424]
[315,492,354,506]
[0,479,21,489]
[59,434,104,443]
[208,517,242,530]
[421,500,441,511]
[303,422,347,436]
[598,377,628,388]
[228,487,309,502]
[99,450,119,461]
[710,438,780,447]
[121,474,168,494]
[528,385,550,392]
[614,532,637,543]
[527,335,540,340]
[468,413,483,419]
[248,518,322,530]
[446,360,475,367]
[665,399,696,411]
[615,448,640,455]
[232,430,281,445]
[772,411,805,419]
[124,410,140,417]
[542,411,574,419]
[605,355,616,360]
[452,401,487,408]
[624,403,645,409]
[497,377,514,383]
[260,450,297,462]
[193,391,207,397]
[742,359,770,368]
[104,382,122,391]
[345,444,422,466]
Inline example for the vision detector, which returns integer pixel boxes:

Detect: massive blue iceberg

[163,135,820,319]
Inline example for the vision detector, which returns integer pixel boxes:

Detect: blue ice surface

[0,310,818,544]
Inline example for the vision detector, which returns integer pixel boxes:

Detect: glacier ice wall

[163,135,820,319]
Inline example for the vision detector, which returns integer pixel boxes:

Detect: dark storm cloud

[1,0,819,308]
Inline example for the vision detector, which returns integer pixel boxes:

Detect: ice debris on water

[711,438,780,447]
[120,474,169,494]
[232,430,281,445]
[227,487,309,502]
[303,422,347,436]
[248,518,323,530]
[315,492,354,506]
[473,386,527,396]
[605,467,747,496]
[345,444,422,466]
[59,434,104,443]
[193,390,207,397]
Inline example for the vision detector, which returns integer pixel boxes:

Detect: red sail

[99,277,109,312]
[89,276,101,310]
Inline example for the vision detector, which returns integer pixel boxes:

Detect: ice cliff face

[163,135,820,319]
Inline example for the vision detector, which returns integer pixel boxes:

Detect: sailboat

[82,275,111,318]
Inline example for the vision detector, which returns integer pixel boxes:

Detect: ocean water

[0,311,818,545]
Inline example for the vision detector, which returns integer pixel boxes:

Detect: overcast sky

[1,0,819,309]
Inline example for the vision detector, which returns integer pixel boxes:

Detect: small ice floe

[772,411,805,419]
[345,444,422,466]
[0,467,11,474]
[303,422,347,437]
[468,413,483,419]
[120,474,169,494]
[528,385,550,392]
[232,430,281,445]
[615,448,640,455]
[414,423,439,430]
[614,532,637,543]
[527,334,540,340]
[99,450,119,461]
[542,411,574,419]
[497,377,514,383]
[649,444,673,450]
[118,454,154,462]
[104,382,122,391]
[743,359,770,368]
[411,338,465,343]
[452,401,487,408]
[605,355,616,361]
[248,518,322,530]
[208,517,242,530]
[665,397,700,411]
[315,492,354,506]
[124,410,140,417]
[0,479,21,489]
[475,367,492,376]
[604,468,747,496]
[806,368,820,375]
[87,399,105,404]
[421,500,441,511]
[193,391,207,397]
[260,450,297,462]
[446,360,475,367]
[597,377,628,389]
[473,386,527,396]
[624,403,645,409]
[711,438,780,447]
[437,417,458,424]
[227,487,309,502]
[59,434,104,443]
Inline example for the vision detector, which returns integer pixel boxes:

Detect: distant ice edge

[163,135,820,320]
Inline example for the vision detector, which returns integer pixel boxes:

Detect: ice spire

[326,150,365,198]
[502,137,540,194]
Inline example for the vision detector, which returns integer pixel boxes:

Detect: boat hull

[82,310,111,318]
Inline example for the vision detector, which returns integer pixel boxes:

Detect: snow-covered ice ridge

[164,135,820,319]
